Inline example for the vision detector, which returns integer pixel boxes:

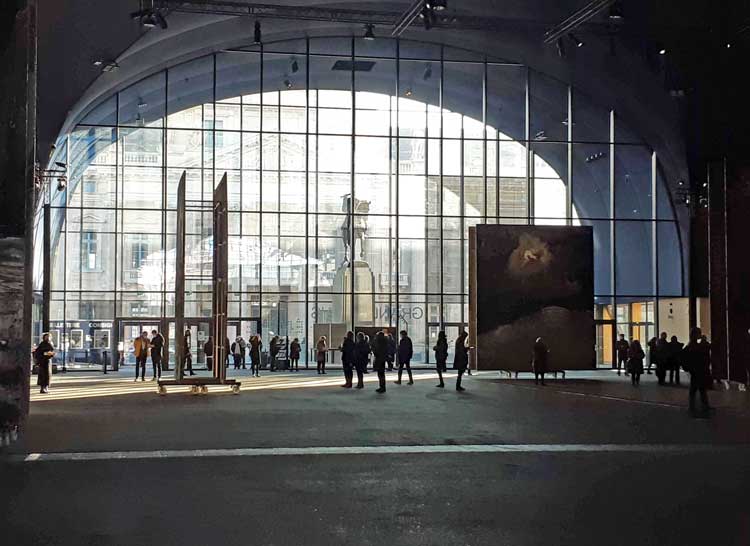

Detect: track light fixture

[283,78,293,90]
[290,58,299,73]
[431,0,448,10]
[569,34,584,48]
[254,20,262,45]
[131,6,168,30]
[363,23,376,41]
[608,1,623,20]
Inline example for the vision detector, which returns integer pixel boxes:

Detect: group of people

[132,329,166,382]
[317,329,470,393]
[616,327,713,416]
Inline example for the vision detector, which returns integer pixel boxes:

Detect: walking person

[249,335,262,377]
[386,333,397,371]
[33,333,56,394]
[628,339,645,386]
[203,336,214,372]
[532,337,549,385]
[150,329,164,380]
[667,335,684,385]
[655,332,669,385]
[133,331,150,382]
[372,331,389,393]
[340,331,356,388]
[354,332,370,389]
[433,331,448,388]
[454,330,469,392]
[269,335,280,372]
[183,330,195,376]
[231,337,243,370]
[683,327,712,417]
[615,334,629,376]
[395,330,414,385]
[316,336,328,374]
[289,337,301,372]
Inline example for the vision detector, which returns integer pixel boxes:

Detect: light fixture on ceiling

[363,23,376,41]
[556,37,565,57]
[94,60,119,72]
[254,20,262,45]
[290,58,299,73]
[423,63,432,80]
[585,151,607,163]
[608,1,624,20]
[284,78,293,90]
[726,42,732,48]
[131,6,168,30]
[405,88,413,97]
[569,34,584,48]
[534,130,547,141]
[432,0,447,10]
[420,3,435,30]
[137,97,148,109]
[658,47,667,55]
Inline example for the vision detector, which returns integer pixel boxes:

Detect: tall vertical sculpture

[212,174,228,383]
[174,171,186,380]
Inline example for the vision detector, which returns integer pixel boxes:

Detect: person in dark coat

[395,330,414,385]
[133,331,150,382]
[453,330,469,391]
[628,339,645,386]
[532,337,549,385]
[183,330,195,376]
[231,337,243,370]
[354,332,371,389]
[646,337,658,374]
[667,335,684,385]
[433,331,449,388]
[654,332,669,385]
[203,336,214,372]
[372,331,389,393]
[683,327,712,416]
[150,329,165,380]
[249,335,262,377]
[340,331,356,388]
[33,333,55,394]
[289,338,301,372]
[385,333,397,371]
[269,335,280,372]
[615,334,630,376]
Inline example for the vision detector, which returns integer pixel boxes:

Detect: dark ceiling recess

[331,60,376,72]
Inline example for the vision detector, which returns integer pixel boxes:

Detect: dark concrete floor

[2,370,750,545]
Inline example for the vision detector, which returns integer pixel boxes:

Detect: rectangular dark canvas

[471,225,595,371]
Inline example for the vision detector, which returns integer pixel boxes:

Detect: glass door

[118,320,159,368]
[595,320,616,368]
[167,319,211,372]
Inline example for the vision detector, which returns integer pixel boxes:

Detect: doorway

[116,319,161,369]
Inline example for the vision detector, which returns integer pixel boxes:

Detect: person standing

[667,335,684,385]
[646,336,658,374]
[395,330,414,385]
[532,337,549,385]
[615,334,630,376]
[133,331,150,382]
[316,336,328,374]
[231,337,243,370]
[183,330,195,376]
[340,331,356,388]
[33,333,56,394]
[655,332,669,385]
[683,327,712,417]
[385,333,397,372]
[149,329,164,380]
[239,336,248,369]
[289,337,301,372]
[249,335,262,377]
[700,334,714,389]
[354,332,370,389]
[453,330,469,392]
[270,335,280,372]
[433,331,448,388]
[372,331,389,393]
[628,339,645,386]
[203,336,214,372]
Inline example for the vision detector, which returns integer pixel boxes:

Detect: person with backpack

[433,331,448,388]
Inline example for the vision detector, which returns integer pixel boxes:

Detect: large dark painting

[469,225,594,371]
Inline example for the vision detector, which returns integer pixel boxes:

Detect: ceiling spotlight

[534,130,547,141]
[284,78,293,90]
[404,88,413,97]
[659,47,667,55]
[420,6,435,30]
[556,37,565,57]
[608,2,624,20]
[423,63,432,80]
[363,24,376,41]
[137,97,148,109]
[131,8,167,30]
[290,58,299,73]
[253,20,262,45]
[726,42,732,49]
[94,60,119,72]
[569,34,584,48]
[432,0,447,10]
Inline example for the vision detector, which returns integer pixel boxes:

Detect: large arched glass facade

[34,37,684,369]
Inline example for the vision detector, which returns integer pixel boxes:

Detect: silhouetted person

[316,336,327,374]
[454,330,469,391]
[655,332,669,385]
[33,333,55,394]
[204,336,214,371]
[628,339,645,386]
[354,332,370,389]
[239,336,247,369]
[340,331,356,388]
[646,337,657,374]
[133,331,150,382]
[150,329,164,380]
[700,334,714,388]
[270,335,280,372]
[372,331,389,393]
[231,337,243,370]
[667,335,684,385]
[683,327,712,417]
[433,331,448,388]
[386,333,397,371]
[532,337,549,385]
[250,335,262,377]
[395,330,414,385]
[183,330,195,376]
[289,338,301,372]
[615,334,629,376]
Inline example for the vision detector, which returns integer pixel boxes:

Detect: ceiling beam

[543,0,618,44]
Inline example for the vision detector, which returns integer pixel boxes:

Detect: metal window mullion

[482,59,488,224]
[162,69,169,323]
[652,150,658,336]
[423,74,429,363]
[277,89,281,296]
[259,44,264,338]
[525,66,531,225]
[238,64,244,325]
[460,105,465,329]
[350,36,356,333]
[113,93,120,331]
[395,39,400,331]
[304,37,310,364]
[610,109,616,304]
[567,84,573,224]
[438,46,444,329]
